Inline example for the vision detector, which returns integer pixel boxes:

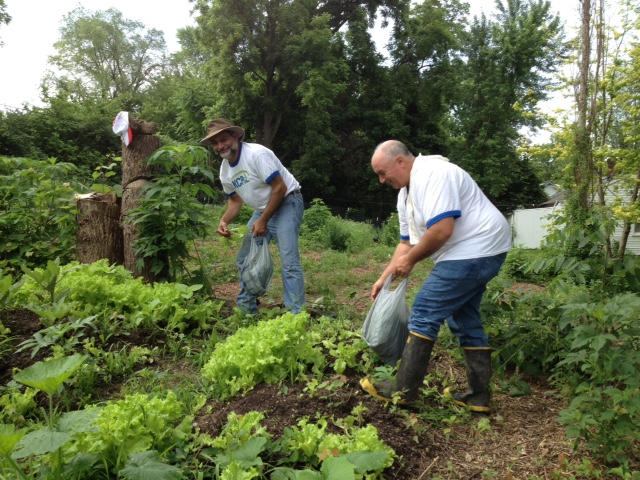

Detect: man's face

[372,154,403,189]
[211,131,239,160]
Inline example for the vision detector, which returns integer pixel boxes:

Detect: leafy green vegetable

[201,312,324,399]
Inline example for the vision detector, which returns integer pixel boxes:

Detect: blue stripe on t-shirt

[265,170,281,184]
[400,234,410,241]
[427,210,461,228]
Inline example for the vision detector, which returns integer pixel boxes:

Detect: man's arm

[217,194,244,238]
[395,217,454,276]
[251,174,287,237]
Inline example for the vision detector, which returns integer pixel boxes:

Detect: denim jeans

[409,253,507,347]
[236,193,306,314]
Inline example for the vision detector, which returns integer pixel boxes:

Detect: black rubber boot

[360,332,435,405]
[445,347,492,414]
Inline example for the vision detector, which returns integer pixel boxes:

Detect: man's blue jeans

[409,253,507,347]
[236,193,306,314]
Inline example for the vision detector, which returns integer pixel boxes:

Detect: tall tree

[451,0,564,212]
[387,0,468,152]
[141,26,217,142]
[191,0,403,148]
[45,7,168,110]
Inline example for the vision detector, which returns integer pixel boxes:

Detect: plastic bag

[362,275,410,366]
[240,235,274,296]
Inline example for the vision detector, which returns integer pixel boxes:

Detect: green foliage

[309,315,367,375]
[379,212,400,247]
[91,156,122,195]
[48,6,168,109]
[0,0,10,34]
[0,387,37,425]
[532,211,640,294]
[125,144,216,281]
[275,416,394,475]
[0,100,121,176]
[483,282,572,376]
[0,271,25,313]
[501,248,554,284]
[120,450,184,480]
[13,354,87,398]
[12,260,223,333]
[554,293,640,467]
[201,312,325,399]
[301,198,333,241]
[485,241,640,469]
[0,157,83,273]
[70,392,186,469]
[324,217,351,252]
[301,199,378,254]
[233,203,254,226]
[16,315,97,358]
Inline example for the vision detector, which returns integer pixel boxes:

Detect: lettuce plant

[201,312,325,399]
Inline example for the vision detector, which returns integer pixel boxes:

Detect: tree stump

[121,131,163,186]
[76,193,124,265]
[120,114,171,284]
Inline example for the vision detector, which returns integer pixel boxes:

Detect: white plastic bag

[362,275,410,366]
[240,236,274,296]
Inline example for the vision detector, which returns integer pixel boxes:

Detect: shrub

[379,212,400,247]
[554,293,640,467]
[502,248,553,284]
[0,157,84,273]
[301,198,332,242]
[325,217,351,251]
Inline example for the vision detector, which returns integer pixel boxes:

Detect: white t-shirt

[220,142,300,211]
[397,154,511,263]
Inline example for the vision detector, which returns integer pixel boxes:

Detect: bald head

[373,140,412,163]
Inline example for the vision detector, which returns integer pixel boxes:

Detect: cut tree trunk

[119,115,169,283]
[76,193,124,265]
[121,133,163,186]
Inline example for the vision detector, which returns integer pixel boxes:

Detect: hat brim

[200,126,245,145]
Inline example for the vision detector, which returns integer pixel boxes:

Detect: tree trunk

[121,119,163,185]
[76,193,124,265]
[120,115,167,283]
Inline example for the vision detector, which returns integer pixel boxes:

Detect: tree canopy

[45,6,169,110]
[0,0,600,219]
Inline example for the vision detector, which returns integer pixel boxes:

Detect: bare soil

[0,284,621,479]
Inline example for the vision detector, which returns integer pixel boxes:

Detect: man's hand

[251,218,267,237]
[217,220,232,238]
[370,277,386,301]
[393,254,415,278]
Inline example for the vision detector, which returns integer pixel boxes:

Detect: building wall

[507,207,557,249]
[603,181,640,255]
[508,181,640,255]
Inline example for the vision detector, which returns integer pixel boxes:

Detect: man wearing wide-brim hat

[201,118,306,314]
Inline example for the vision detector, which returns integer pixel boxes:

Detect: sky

[0,0,581,121]
[0,0,196,110]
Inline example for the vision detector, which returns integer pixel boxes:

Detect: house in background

[540,181,560,199]
[505,179,640,255]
